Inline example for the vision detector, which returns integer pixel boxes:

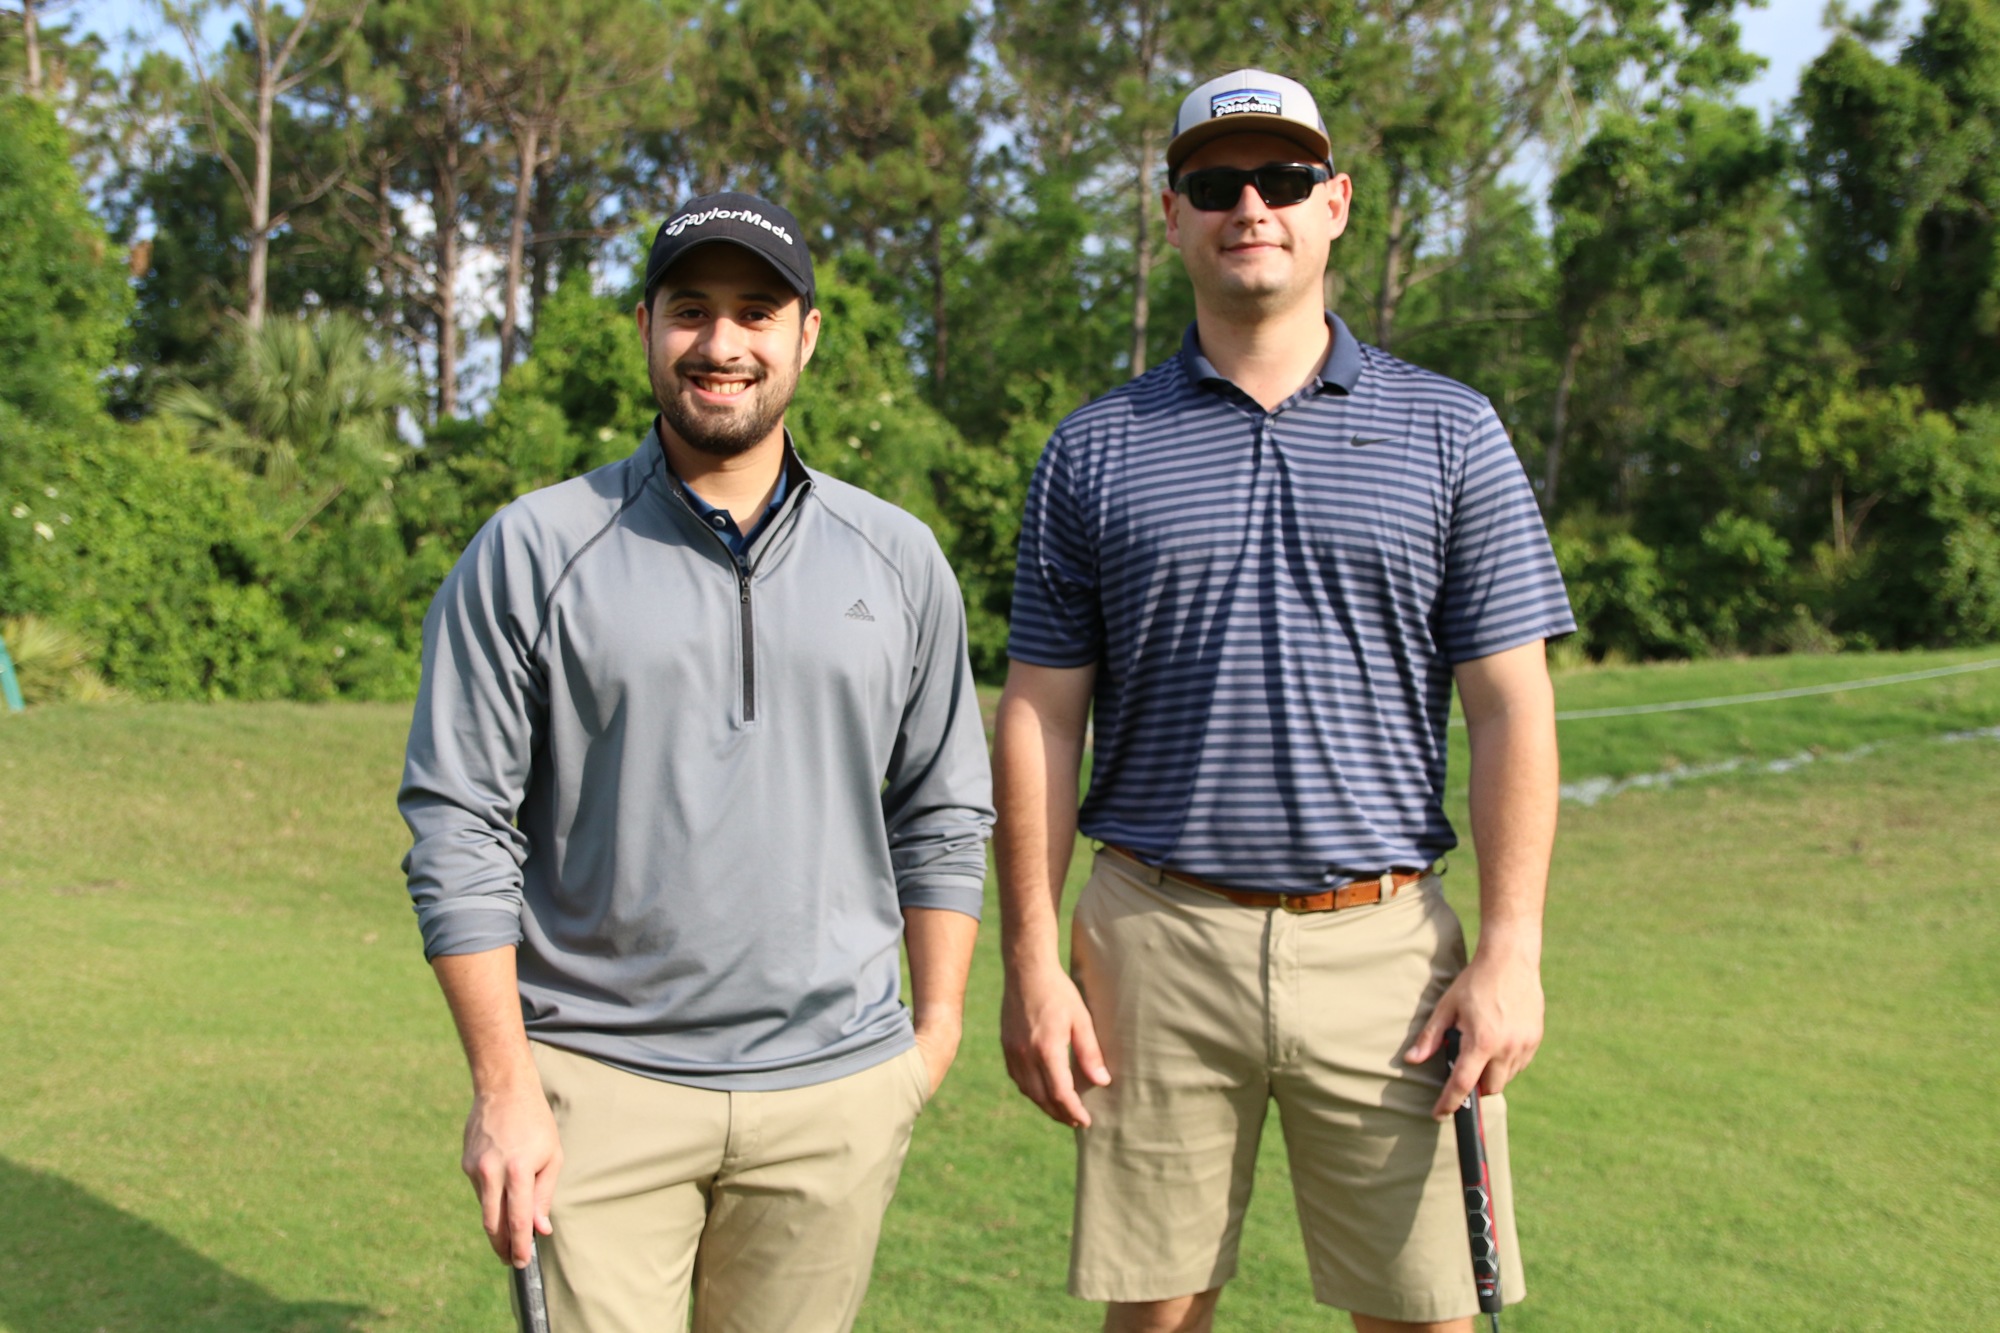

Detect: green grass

[3,649,1998,1330]
[980,643,2000,790]
[1528,643,2000,781]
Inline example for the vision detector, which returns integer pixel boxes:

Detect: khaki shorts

[531,1040,933,1333]
[1070,849,1526,1323]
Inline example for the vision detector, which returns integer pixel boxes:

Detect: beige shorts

[530,1040,933,1333]
[1069,849,1526,1323]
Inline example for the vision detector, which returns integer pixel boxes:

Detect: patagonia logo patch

[1212,88,1283,119]
[845,600,875,622]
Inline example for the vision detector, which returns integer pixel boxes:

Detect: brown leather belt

[1103,844,1430,914]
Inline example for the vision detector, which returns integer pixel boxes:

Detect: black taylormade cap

[642,191,815,310]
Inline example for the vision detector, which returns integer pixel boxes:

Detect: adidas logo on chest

[844,600,875,622]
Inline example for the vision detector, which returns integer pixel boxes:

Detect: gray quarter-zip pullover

[399,430,994,1091]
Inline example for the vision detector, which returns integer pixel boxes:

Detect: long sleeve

[879,529,995,918]
[399,512,549,959]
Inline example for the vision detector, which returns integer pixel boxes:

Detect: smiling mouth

[687,372,757,399]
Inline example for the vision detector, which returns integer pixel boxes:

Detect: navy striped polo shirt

[1008,315,1575,891]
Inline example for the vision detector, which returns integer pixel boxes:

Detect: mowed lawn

[2,649,1997,1331]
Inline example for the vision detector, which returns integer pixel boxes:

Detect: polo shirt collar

[1180,311,1362,397]
[652,421,811,556]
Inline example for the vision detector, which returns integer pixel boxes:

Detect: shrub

[0,418,321,699]
[1550,514,1690,660]
[0,615,118,704]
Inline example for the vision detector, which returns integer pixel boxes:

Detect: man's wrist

[1001,942,1068,981]
[998,897,1064,975]
[1470,919,1543,968]
[468,1053,543,1098]
[911,1004,965,1032]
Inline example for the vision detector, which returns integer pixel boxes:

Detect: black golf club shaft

[1443,1029,1503,1333]
[513,1238,552,1333]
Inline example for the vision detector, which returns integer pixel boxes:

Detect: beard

[652,345,802,458]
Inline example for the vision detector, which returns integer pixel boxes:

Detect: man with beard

[400,192,993,1333]
[995,72,1572,1331]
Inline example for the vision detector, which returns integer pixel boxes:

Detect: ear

[634,295,652,341]
[1325,172,1354,242]
[797,302,823,369]
[1161,185,1184,247]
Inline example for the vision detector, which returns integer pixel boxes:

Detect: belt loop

[1104,843,1164,888]
[1380,870,1395,899]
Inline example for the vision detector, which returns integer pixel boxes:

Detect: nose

[1228,181,1273,224]
[695,315,752,363]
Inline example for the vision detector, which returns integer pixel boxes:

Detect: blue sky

[1737,0,1863,116]
[69,0,1848,121]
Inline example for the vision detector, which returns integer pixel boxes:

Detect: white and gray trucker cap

[1167,69,1332,176]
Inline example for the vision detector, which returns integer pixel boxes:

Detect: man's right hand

[1001,961,1110,1128]
[461,1082,562,1268]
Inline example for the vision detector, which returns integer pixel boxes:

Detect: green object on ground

[2,651,1998,1329]
[0,635,23,712]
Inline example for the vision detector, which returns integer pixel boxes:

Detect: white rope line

[1546,656,2000,722]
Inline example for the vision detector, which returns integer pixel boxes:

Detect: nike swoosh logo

[1350,435,1399,448]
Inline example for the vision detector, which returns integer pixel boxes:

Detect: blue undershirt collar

[660,431,794,562]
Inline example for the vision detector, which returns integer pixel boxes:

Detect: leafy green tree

[1545,98,1792,513]
[331,0,494,420]
[158,312,429,695]
[163,0,368,328]
[468,0,679,375]
[161,311,416,540]
[0,0,84,99]
[1285,0,1572,355]
[418,273,650,524]
[0,93,129,433]
[1782,382,2000,646]
[0,94,315,699]
[1799,0,2000,411]
[668,0,983,393]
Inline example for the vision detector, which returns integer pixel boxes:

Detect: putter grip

[513,1241,552,1333]
[1443,1029,1504,1316]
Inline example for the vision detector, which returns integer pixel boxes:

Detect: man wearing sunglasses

[995,70,1573,1332]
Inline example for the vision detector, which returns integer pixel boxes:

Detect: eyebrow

[663,288,787,305]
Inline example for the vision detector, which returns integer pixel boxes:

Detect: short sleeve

[1006,436,1103,667]
[1435,404,1577,663]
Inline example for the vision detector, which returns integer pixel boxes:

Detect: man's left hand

[1405,943,1544,1119]
[912,1016,962,1097]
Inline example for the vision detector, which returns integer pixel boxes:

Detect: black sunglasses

[1173,163,1331,212]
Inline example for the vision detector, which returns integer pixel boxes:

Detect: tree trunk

[22,0,41,97]
[435,149,460,419]
[1375,167,1407,352]
[433,48,464,419]
[247,75,275,329]
[1131,123,1155,379]
[1128,2,1159,379]
[930,223,949,397]
[500,119,538,376]
[1546,334,1583,511]
[1831,475,1847,558]
[528,156,556,335]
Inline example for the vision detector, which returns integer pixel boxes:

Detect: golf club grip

[1443,1029,1504,1316]
[513,1241,552,1333]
